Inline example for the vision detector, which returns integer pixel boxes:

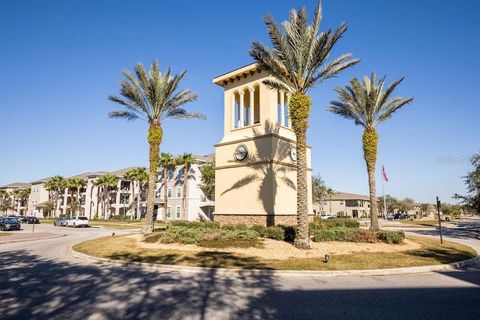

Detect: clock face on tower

[234,144,248,161]
[289,146,297,162]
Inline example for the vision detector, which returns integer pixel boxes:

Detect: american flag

[382,166,389,182]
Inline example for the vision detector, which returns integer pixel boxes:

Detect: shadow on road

[1,250,480,319]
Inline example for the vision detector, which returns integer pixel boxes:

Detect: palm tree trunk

[290,93,311,249]
[145,122,162,233]
[363,128,379,230]
[183,165,188,220]
[163,167,168,222]
[130,180,134,220]
[136,181,142,220]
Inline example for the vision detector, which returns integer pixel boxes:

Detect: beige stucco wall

[214,68,312,223]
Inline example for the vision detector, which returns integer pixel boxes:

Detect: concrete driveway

[0,221,479,320]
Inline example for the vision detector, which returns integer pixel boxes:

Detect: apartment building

[0,182,31,215]
[7,154,215,221]
[313,192,371,218]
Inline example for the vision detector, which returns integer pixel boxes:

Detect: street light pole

[436,196,443,244]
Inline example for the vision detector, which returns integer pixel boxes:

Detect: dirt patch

[132,234,421,260]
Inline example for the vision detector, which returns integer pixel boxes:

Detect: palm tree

[159,153,175,221]
[175,153,196,220]
[19,188,31,215]
[10,189,21,214]
[249,0,359,248]
[326,188,335,214]
[94,174,119,219]
[328,73,413,229]
[66,177,87,216]
[45,176,66,217]
[125,167,148,220]
[108,60,204,233]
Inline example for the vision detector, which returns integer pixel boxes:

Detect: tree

[66,177,87,216]
[200,160,215,201]
[10,189,22,214]
[328,73,413,229]
[43,201,55,217]
[311,174,326,204]
[125,167,148,220]
[0,190,13,214]
[108,60,204,233]
[159,152,175,221]
[94,174,118,219]
[175,153,196,220]
[454,152,480,213]
[19,188,31,215]
[45,176,66,217]
[249,0,359,248]
[326,188,335,214]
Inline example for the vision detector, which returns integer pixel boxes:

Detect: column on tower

[279,90,285,126]
[249,87,255,126]
[239,91,245,127]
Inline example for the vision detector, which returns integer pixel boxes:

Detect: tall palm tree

[45,176,66,217]
[94,174,119,219]
[326,188,335,215]
[175,153,196,220]
[328,73,413,229]
[10,189,22,214]
[159,152,174,221]
[66,177,87,216]
[108,60,204,233]
[125,167,148,220]
[19,188,31,216]
[249,0,359,248]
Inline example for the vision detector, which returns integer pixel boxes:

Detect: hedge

[314,227,405,244]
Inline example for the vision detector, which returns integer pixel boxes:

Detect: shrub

[250,224,267,235]
[221,224,237,230]
[221,223,248,231]
[376,230,405,244]
[169,220,219,229]
[312,218,360,229]
[220,229,259,241]
[279,225,297,242]
[262,226,285,240]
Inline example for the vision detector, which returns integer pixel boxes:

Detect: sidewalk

[0,232,65,244]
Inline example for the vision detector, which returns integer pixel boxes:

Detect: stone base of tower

[213,213,314,227]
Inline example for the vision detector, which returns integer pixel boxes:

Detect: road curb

[67,244,480,278]
[0,233,66,245]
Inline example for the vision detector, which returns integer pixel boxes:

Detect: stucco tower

[213,63,313,226]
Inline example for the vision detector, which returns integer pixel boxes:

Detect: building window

[168,169,174,180]
[176,206,181,219]
[323,201,327,205]
[176,187,182,198]
[167,188,172,198]
[167,206,172,219]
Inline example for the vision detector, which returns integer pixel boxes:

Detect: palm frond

[108,111,141,121]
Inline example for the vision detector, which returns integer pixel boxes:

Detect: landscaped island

[73,219,476,270]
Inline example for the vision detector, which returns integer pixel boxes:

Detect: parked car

[0,217,21,231]
[393,213,408,220]
[53,217,68,227]
[66,216,89,228]
[24,216,40,224]
[16,216,27,223]
[320,212,334,220]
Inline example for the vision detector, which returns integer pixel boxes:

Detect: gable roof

[330,192,370,201]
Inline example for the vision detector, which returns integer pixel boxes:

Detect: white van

[67,216,89,228]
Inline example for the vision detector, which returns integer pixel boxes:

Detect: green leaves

[108,59,204,124]
[328,72,413,129]
[249,0,358,94]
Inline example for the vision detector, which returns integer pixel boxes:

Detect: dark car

[53,217,68,227]
[24,216,40,224]
[0,217,21,231]
[394,213,408,220]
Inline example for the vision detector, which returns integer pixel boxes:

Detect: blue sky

[0,0,479,203]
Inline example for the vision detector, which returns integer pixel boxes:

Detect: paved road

[1,221,479,320]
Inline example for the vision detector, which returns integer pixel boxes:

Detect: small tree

[200,161,215,200]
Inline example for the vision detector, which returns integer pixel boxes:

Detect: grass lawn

[89,221,144,230]
[73,235,477,270]
[399,220,440,227]
[0,232,8,237]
